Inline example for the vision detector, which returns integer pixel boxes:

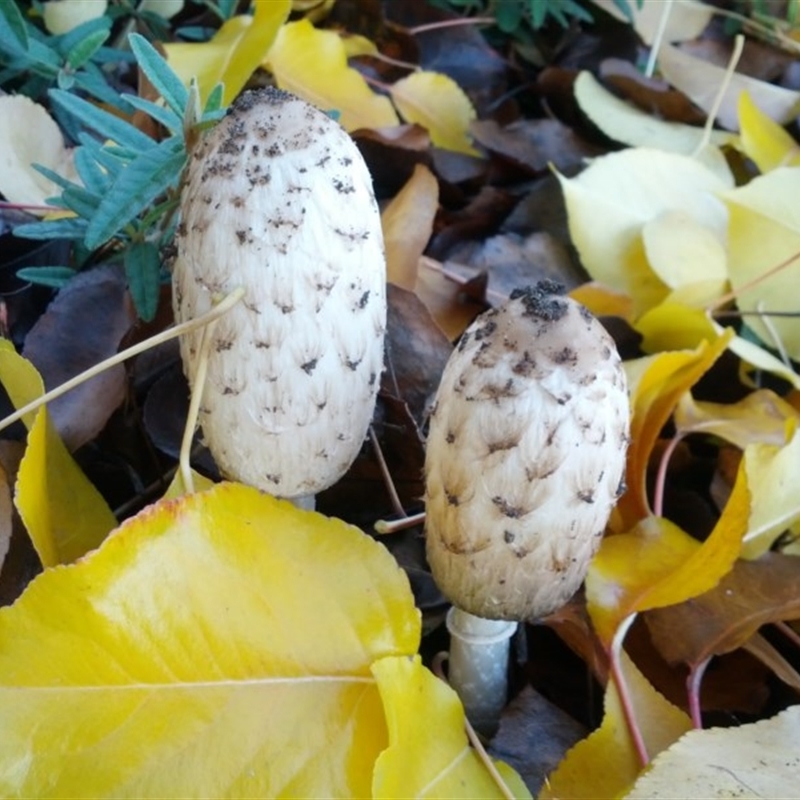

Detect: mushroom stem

[446,607,517,737]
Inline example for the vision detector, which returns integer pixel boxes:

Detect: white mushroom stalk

[173,88,386,505]
[425,282,630,734]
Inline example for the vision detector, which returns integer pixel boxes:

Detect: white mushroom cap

[174,88,386,498]
[424,282,629,621]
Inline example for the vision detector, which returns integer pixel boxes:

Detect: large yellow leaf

[164,1,290,105]
[541,652,691,800]
[741,428,800,559]
[372,655,531,799]
[265,19,399,131]
[0,343,116,567]
[587,464,749,647]
[15,405,117,567]
[738,91,800,173]
[389,71,479,156]
[0,484,421,797]
[557,148,732,318]
[619,332,732,526]
[382,163,439,291]
[722,168,800,361]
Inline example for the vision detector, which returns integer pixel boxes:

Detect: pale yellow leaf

[42,0,107,35]
[741,428,800,559]
[573,71,733,160]
[138,0,184,19]
[382,163,439,290]
[589,0,714,44]
[722,167,800,361]
[738,90,800,173]
[557,148,731,318]
[390,71,480,156]
[658,43,800,131]
[622,706,800,799]
[266,19,399,131]
[0,96,79,210]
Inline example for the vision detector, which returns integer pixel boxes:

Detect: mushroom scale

[174,88,386,498]
[424,282,630,621]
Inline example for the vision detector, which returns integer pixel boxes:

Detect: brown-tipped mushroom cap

[174,88,386,498]
[424,282,630,621]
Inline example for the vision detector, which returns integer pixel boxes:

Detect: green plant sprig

[13,33,225,321]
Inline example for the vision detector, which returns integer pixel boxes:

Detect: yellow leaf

[162,467,216,499]
[619,332,732,526]
[372,655,531,799]
[641,209,728,292]
[42,0,107,35]
[588,0,713,45]
[587,465,749,646]
[635,300,719,352]
[164,0,290,105]
[390,71,480,156]
[722,168,800,361]
[738,90,800,173]
[382,163,439,290]
[15,405,117,567]
[0,343,116,567]
[557,148,732,318]
[675,388,800,449]
[569,281,634,320]
[741,428,800,559]
[265,19,399,131]
[0,484,422,797]
[573,71,733,158]
[658,42,800,131]
[541,651,691,800]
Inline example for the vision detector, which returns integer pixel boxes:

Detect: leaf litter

[0,0,799,796]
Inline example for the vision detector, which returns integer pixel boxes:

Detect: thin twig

[369,425,407,518]
[0,287,245,435]
[374,511,426,535]
[645,0,674,78]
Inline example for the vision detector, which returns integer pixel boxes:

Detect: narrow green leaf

[0,0,28,50]
[16,266,77,289]
[85,137,186,249]
[203,83,225,115]
[123,95,183,134]
[13,218,89,241]
[128,33,188,117]
[66,29,109,70]
[124,240,161,321]
[49,89,155,151]
[73,147,110,195]
[31,163,81,193]
[62,185,101,219]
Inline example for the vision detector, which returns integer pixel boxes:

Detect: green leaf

[124,240,162,321]
[85,137,185,249]
[16,266,77,289]
[73,146,111,195]
[204,83,225,115]
[66,28,109,70]
[0,0,28,50]
[13,217,89,241]
[62,184,101,219]
[128,32,188,117]
[123,94,183,134]
[49,89,155,152]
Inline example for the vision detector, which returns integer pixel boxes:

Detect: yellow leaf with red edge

[541,651,691,800]
[675,388,800,449]
[0,484,422,797]
[0,342,116,567]
[382,163,439,291]
[16,405,117,567]
[389,71,479,156]
[741,428,800,559]
[619,331,732,526]
[164,1,290,105]
[162,467,216,499]
[587,462,749,646]
[722,168,800,361]
[265,19,399,131]
[372,655,531,799]
[738,90,800,173]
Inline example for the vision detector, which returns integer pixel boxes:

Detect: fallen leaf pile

[0,0,799,796]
